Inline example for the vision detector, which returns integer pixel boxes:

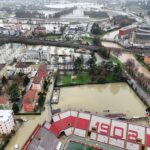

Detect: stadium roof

[27,127,62,150]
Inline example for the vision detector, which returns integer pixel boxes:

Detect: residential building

[15,62,32,74]
[32,76,44,92]
[34,27,46,35]
[0,110,15,135]
[22,90,39,112]
[0,96,10,109]
[37,64,48,79]
[21,50,51,62]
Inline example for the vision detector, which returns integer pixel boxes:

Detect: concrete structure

[0,110,15,135]
[21,49,51,63]
[23,125,62,150]
[132,24,150,46]
[119,25,137,39]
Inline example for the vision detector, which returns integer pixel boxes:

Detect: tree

[93,37,101,46]
[74,57,84,73]
[38,93,45,109]
[23,76,30,87]
[8,83,20,102]
[97,47,110,59]
[2,76,8,85]
[91,23,102,35]
[43,80,48,92]
[86,58,96,75]
[12,103,19,114]
[125,59,135,75]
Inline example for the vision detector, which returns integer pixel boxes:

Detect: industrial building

[133,25,150,46]
[119,24,137,39]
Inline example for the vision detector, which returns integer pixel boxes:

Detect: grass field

[58,73,91,85]
[68,142,99,150]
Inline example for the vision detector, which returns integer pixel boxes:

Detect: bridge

[0,36,150,55]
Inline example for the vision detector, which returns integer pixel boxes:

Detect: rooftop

[26,126,61,150]
[23,90,38,104]
[0,110,13,122]
[32,76,43,84]
[15,62,31,68]
[0,96,9,104]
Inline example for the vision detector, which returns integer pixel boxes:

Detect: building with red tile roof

[34,27,46,35]
[22,90,39,112]
[32,76,43,92]
[37,64,48,79]
[0,96,9,105]
[0,96,9,108]
[31,64,48,92]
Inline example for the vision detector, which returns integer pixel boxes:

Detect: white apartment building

[0,110,15,135]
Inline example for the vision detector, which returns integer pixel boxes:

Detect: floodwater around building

[101,41,122,48]
[52,83,146,117]
[5,78,54,150]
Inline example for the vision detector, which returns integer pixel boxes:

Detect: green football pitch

[67,141,99,150]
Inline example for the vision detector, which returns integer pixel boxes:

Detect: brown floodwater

[52,83,146,117]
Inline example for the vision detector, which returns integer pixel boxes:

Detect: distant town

[0,0,150,150]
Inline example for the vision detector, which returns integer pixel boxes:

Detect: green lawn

[80,36,93,45]
[47,35,62,40]
[58,73,91,85]
[68,142,98,150]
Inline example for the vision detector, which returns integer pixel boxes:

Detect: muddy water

[118,53,150,78]
[102,41,122,48]
[52,83,146,117]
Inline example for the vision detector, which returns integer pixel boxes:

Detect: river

[52,83,146,117]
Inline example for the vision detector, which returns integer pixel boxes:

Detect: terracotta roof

[33,76,43,84]
[37,70,48,79]
[38,64,47,72]
[37,64,48,79]
[0,96,9,104]
[23,90,38,104]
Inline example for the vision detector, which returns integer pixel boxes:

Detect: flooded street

[118,53,150,78]
[5,104,50,150]
[102,41,122,48]
[52,83,146,117]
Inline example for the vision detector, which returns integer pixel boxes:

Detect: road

[124,71,150,107]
